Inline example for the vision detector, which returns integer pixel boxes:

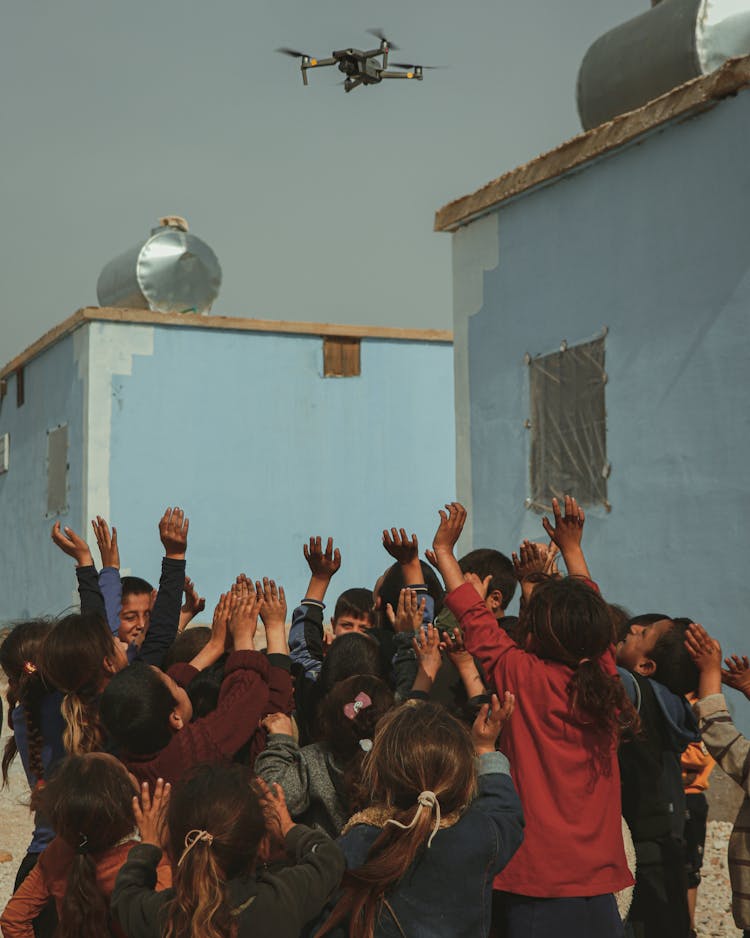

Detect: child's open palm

[133,778,171,848]
[722,654,750,699]
[472,693,515,755]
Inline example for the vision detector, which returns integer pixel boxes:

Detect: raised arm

[51,521,106,619]
[686,623,750,795]
[139,507,189,667]
[289,537,341,680]
[178,576,206,633]
[92,516,122,634]
[383,527,434,623]
[541,496,591,580]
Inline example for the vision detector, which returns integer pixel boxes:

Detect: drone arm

[300,56,338,85]
[344,77,364,93]
[379,70,420,80]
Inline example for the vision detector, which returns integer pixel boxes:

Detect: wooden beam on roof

[1,307,452,379]
[434,55,750,233]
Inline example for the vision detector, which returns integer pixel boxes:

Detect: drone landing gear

[344,77,364,93]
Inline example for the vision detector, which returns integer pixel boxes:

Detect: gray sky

[1,0,643,363]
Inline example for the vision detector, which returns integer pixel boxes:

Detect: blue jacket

[325,752,524,938]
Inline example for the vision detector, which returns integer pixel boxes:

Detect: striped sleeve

[693,694,750,793]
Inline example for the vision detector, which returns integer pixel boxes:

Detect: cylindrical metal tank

[96,217,222,314]
[577,0,750,131]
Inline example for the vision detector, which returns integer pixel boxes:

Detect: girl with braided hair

[0,619,65,937]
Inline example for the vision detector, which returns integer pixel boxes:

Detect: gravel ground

[0,693,744,935]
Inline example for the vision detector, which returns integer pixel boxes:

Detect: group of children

[1,498,749,938]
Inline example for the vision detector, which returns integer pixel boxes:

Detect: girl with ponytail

[39,612,128,755]
[434,499,637,938]
[1,620,64,937]
[0,754,171,938]
[317,698,523,938]
[111,763,345,938]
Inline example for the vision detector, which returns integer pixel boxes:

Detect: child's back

[447,579,632,900]
[318,701,524,938]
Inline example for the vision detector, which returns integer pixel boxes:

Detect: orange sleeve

[681,741,715,793]
[0,863,49,938]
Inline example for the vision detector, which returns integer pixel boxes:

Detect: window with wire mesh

[528,335,608,512]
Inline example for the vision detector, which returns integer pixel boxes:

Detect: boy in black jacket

[617,614,700,938]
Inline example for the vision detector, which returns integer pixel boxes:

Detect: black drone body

[277,29,437,93]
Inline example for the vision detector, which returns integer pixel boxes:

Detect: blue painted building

[436,58,750,666]
[0,308,455,622]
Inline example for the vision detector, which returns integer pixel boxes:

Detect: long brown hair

[40,612,121,754]
[517,577,638,740]
[0,619,54,785]
[32,754,137,938]
[317,702,476,938]
[163,764,266,938]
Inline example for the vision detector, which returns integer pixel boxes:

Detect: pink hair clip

[344,692,372,720]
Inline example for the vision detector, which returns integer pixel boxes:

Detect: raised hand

[229,589,263,651]
[304,536,341,580]
[388,588,427,634]
[432,502,467,556]
[722,654,750,700]
[159,507,189,559]
[541,496,589,578]
[440,628,472,668]
[133,778,171,848]
[472,692,515,754]
[685,623,722,698]
[258,578,288,655]
[685,623,722,671]
[512,540,550,581]
[542,496,584,551]
[382,528,419,565]
[51,521,94,567]
[464,571,491,602]
[255,777,295,842]
[258,578,287,629]
[181,576,206,618]
[424,548,440,571]
[413,623,442,683]
[91,516,119,569]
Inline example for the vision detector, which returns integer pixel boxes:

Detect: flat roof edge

[1,307,453,380]
[434,55,750,233]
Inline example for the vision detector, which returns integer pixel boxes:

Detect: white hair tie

[384,790,442,848]
[177,829,214,867]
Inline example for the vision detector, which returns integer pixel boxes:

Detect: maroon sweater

[123,650,293,787]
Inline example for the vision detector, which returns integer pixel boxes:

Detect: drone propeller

[390,62,444,70]
[275,47,312,59]
[366,28,399,50]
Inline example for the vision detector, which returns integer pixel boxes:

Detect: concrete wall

[0,334,85,619]
[97,322,455,619]
[452,89,750,691]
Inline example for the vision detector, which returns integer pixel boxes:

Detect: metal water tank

[577,0,750,130]
[96,217,222,314]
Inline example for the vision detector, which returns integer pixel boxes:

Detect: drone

[276,28,439,93]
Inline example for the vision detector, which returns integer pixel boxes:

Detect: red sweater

[0,838,171,938]
[124,650,292,787]
[446,583,633,898]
